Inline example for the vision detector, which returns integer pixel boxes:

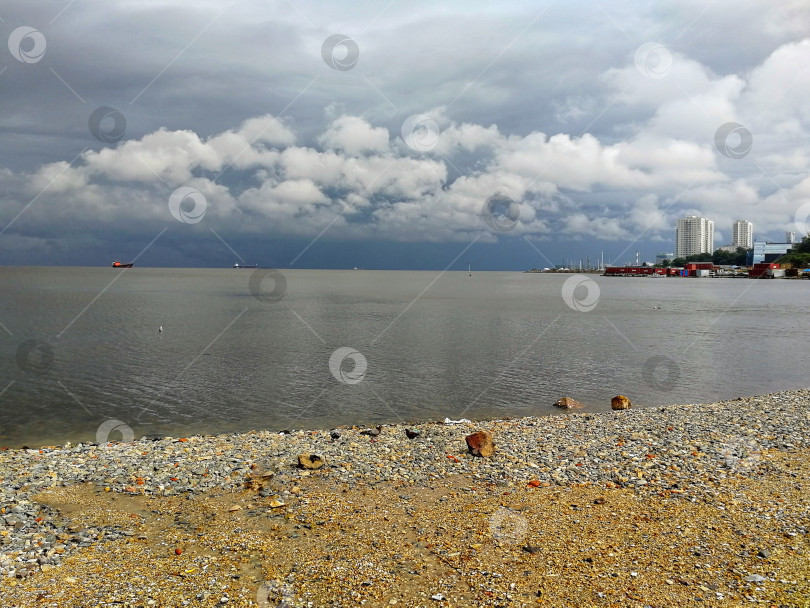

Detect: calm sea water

[1,267,808,446]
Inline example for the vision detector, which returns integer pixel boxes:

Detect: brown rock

[297,453,325,470]
[554,396,584,409]
[611,395,632,410]
[465,431,495,457]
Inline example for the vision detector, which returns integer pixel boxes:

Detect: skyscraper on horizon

[675,216,714,258]
[732,220,754,249]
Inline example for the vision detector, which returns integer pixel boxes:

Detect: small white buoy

[159,325,163,333]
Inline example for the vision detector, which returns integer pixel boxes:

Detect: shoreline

[3,384,803,452]
[2,389,809,606]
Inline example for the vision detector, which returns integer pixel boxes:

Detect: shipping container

[685,262,714,270]
[749,262,780,277]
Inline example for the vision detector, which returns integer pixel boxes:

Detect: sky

[1,0,809,270]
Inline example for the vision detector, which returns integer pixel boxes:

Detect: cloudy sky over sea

[1,1,808,269]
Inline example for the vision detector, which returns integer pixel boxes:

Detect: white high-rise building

[732,220,753,249]
[675,216,714,258]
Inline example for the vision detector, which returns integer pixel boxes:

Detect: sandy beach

[2,391,809,607]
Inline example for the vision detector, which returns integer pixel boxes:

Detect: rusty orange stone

[465,430,495,457]
[611,395,632,410]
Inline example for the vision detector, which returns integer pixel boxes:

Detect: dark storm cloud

[0,0,808,268]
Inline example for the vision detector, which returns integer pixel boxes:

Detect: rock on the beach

[611,395,632,410]
[554,397,583,409]
[297,453,325,470]
[465,431,495,457]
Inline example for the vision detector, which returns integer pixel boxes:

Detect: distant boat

[233,263,258,269]
[111,260,133,268]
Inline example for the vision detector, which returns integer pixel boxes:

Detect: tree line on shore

[659,247,751,268]
[776,235,810,268]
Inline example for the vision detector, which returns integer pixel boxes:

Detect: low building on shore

[655,252,674,265]
[752,240,793,264]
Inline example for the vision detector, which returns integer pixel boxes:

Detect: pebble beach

[1,390,809,607]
